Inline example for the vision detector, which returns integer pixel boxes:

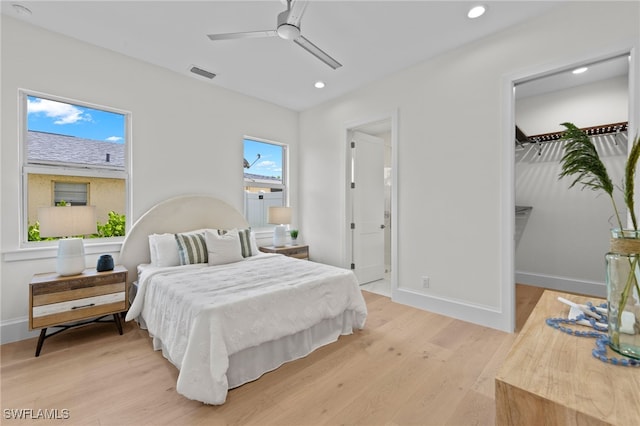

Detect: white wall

[517,76,629,135]
[299,2,639,331]
[515,76,628,295]
[0,16,298,343]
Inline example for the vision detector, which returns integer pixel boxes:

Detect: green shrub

[95,211,126,238]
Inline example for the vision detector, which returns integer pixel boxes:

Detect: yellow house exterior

[27,173,125,227]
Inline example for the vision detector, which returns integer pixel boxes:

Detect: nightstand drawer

[32,292,126,329]
[32,282,125,306]
[31,271,126,296]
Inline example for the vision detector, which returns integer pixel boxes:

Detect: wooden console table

[495,290,640,426]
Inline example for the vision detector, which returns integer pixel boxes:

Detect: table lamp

[38,205,97,276]
[268,206,291,247]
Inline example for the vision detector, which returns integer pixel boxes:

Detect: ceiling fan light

[277,23,300,40]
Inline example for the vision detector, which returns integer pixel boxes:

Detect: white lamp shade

[268,206,291,225]
[38,205,97,237]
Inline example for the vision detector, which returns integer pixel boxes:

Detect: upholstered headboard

[119,195,249,286]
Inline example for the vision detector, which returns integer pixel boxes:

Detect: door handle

[380,224,386,229]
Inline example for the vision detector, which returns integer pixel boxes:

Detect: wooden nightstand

[29,265,128,357]
[259,244,309,260]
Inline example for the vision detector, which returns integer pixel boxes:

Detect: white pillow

[148,233,180,267]
[205,229,243,265]
[249,230,260,256]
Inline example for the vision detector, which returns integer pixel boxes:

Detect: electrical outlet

[422,276,430,288]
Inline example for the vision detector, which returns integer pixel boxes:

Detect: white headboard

[119,195,249,286]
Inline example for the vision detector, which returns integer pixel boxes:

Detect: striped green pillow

[237,228,253,257]
[175,232,208,265]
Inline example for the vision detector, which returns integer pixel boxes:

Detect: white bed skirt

[143,309,360,395]
[227,309,358,389]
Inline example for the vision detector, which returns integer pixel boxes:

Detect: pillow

[175,232,208,265]
[148,233,181,267]
[237,228,259,257]
[206,229,243,265]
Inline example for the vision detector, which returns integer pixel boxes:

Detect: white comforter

[125,254,367,404]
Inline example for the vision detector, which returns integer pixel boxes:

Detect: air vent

[189,66,216,79]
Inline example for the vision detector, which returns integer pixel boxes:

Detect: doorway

[345,114,396,298]
[504,47,637,332]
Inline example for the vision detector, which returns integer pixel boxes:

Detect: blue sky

[27,96,125,143]
[244,138,283,179]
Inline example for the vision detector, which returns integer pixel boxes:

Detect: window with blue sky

[243,138,283,182]
[21,91,129,242]
[243,137,287,229]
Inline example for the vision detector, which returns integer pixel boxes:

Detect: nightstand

[29,265,128,357]
[259,244,309,260]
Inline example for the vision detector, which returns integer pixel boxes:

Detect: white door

[350,131,385,284]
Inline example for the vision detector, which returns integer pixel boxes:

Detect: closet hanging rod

[528,121,627,143]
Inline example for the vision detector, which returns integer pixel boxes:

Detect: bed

[119,195,367,404]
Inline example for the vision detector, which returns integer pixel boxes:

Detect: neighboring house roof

[243,172,282,185]
[27,130,125,169]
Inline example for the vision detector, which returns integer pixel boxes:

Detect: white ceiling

[516,54,630,99]
[2,0,568,111]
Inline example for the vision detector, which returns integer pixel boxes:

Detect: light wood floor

[1,285,544,426]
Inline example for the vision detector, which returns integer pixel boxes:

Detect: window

[54,182,88,205]
[243,137,287,229]
[21,91,129,242]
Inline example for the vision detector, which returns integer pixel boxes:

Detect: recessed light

[572,67,588,74]
[467,5,486,19]
[314,81,325,89]
[12,3,32,15]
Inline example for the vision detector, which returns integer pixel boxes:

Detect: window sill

[2,238,123,262]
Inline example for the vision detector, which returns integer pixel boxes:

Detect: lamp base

[56,238,86,276]
[273,224,287,247]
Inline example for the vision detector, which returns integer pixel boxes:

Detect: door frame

[344,109,398,296]
[501,43,639,332]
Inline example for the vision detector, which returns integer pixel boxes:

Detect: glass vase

[606,229,640,359]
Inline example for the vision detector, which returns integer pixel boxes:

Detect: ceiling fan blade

[286,0,308,26]
[294,35,342,70]
[208,30,277,41]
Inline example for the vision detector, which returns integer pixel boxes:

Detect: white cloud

[255,160,283,174]
[27,98,91,125]
[258,160,276,169]
[106,136,122,142]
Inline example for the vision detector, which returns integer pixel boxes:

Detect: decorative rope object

[546,301,639,367]
[609,237,640,255]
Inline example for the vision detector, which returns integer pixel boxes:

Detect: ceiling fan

[207,0,341,70]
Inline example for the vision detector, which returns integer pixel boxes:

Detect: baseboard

[515,271,606,298]
[392,287,509,332]
[1,317,39,345]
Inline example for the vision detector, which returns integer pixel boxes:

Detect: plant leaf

[558,122,614,196]
[625,134,640,230]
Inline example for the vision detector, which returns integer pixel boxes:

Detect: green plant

[290,229,299,239]
[559,122,640,350]
[28,221,41,242]
[95,211,126,238]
